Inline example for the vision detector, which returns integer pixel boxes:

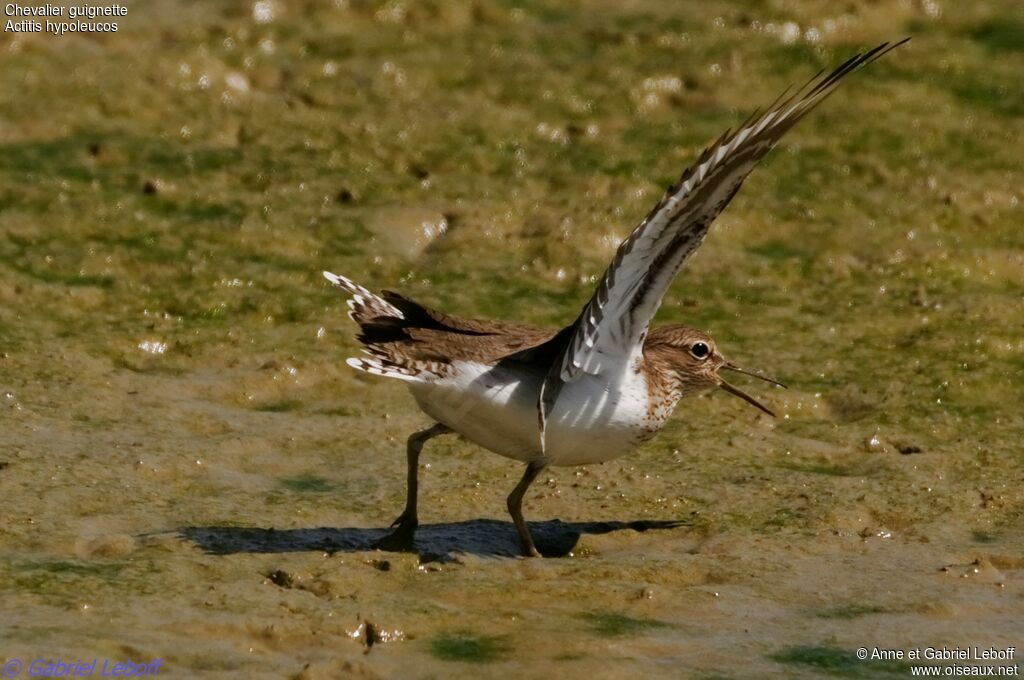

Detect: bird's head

[643,325,783,416]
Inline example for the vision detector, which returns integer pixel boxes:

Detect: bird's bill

[721,362,787,388]
[718,379,776,417]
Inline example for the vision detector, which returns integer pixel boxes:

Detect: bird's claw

[374,520,417,552]
[389,508,414,528]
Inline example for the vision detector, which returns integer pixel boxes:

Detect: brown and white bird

[324,41,905,557]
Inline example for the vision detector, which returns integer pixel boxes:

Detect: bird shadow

[179,518,686,560]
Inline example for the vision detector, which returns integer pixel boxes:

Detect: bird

[324,40,906,557]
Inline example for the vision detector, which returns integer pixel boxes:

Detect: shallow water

[1,1,1022,677]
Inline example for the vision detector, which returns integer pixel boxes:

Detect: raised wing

[537,40,907,448]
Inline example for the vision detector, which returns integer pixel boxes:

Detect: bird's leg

[507,461,547,557]
[374,422,451,552]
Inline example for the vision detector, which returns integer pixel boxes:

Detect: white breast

[407,356,656,467]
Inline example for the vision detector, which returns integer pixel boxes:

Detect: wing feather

[536,40,908,450]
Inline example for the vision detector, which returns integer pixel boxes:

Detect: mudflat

[0,2,1021,677]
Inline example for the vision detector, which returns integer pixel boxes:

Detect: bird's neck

[639,350,685,429]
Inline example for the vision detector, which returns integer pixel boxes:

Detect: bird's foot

[389,508,414,528]
[519,541,542,558]
[374,519,417,552]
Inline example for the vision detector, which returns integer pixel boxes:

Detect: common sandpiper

[324,40,906,557]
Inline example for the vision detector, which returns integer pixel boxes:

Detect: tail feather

[323,271,404,324]
[326,271,443,383]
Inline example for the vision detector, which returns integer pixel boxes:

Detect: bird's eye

[690,342,711,359]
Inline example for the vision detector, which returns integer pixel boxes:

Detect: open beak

[717,363,786,417]
[721,362,787,388]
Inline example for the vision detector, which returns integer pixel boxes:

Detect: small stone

[363,620,378,650]
[863,433,884,452]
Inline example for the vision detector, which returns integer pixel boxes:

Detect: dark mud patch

[815,604,891,620]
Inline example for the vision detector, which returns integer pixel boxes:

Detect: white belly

[407,359,656,466]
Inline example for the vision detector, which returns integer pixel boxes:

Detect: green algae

[429,633,508,663]
[581,611,671,637]
[970,19,1024,53]
[771,645,911,677]
[13,559,123,582]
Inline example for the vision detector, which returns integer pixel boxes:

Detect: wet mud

[1,1,1022,677]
